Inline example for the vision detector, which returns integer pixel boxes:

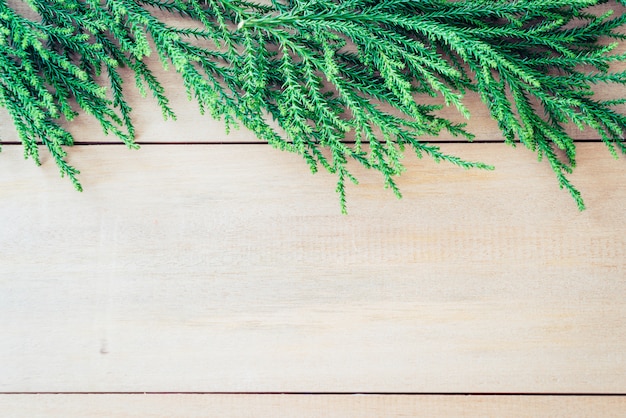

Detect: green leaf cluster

[2,0,626,211]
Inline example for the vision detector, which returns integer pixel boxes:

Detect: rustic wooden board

[1,143,625,393]
[1,395,625,417]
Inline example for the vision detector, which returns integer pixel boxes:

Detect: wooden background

[1,2,626,416]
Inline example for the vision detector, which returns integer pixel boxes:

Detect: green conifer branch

[2,0,626,211]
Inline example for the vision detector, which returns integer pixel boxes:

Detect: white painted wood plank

[1,395,625,418]
[0,143,625,392]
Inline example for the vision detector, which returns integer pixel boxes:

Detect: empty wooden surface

[1,144,626,397]
[1,395,626,417]
[3,1,626,415]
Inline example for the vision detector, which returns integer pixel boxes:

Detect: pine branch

[2,0,626,212]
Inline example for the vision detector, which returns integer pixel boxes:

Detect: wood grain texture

[1,2,625,144]
[4,2,626,413]
[1,143,625,393]
[1,395,625,418]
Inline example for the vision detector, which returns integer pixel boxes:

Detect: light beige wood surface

[1,395,626,417]
[2,2,625,145]
[1,143,625,393]
[2,69,623,144]
[3,1,626,413]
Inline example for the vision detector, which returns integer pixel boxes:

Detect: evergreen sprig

[2,0,626,211]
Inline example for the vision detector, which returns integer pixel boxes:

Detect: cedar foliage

[2,0,626,211]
